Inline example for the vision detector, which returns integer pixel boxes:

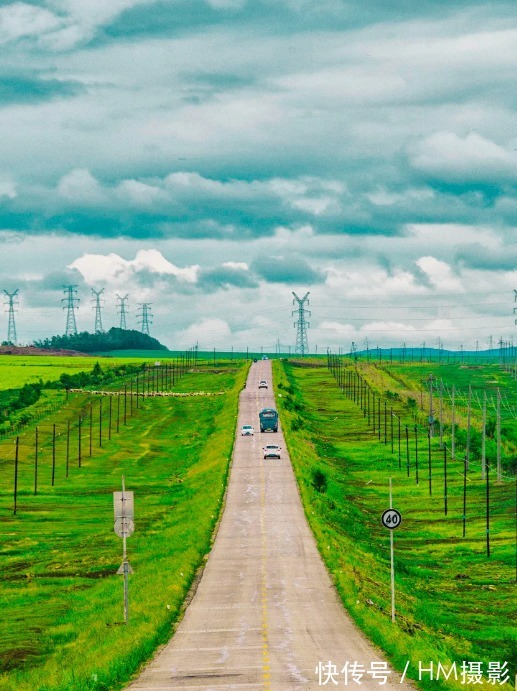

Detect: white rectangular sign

[113,491,134,521]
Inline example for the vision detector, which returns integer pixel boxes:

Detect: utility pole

[465,385,472,469]
[481,390,487,480]
[496,389,502,483]
[137,303,153,335]
[116,294,129,330]
[91,288,105,333]
[62,285,79,336]
[427,373,434,437]
[292,291,310,356]
[3,289,18,344]
[451,385,456,459]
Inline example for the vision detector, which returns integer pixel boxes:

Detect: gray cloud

[0,0,516,348]
[0,74,84,105]
[197,265,259,291]
[251,255,325,285]
[455,243,517,271]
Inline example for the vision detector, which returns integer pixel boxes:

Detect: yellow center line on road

[256,382,271,691]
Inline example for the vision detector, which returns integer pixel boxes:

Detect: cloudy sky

[0,0,516,351]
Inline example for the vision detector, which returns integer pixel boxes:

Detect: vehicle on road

[263,444,281,459]
[241,425,254,436]
[262,355,268,360]
[259,408,278,432]
[258,380,268,389]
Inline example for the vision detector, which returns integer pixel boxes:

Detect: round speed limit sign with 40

[381,509,402,529]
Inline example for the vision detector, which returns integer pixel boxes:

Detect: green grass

[372,360,517,408]
[274,359,516,691]
[345,359,517,473]
[0,356,153,391]
[0,362,248,691]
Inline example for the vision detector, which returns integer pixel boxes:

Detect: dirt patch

[0,346,92,356]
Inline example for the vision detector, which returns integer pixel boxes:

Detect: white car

[258,380,268,389]
[263,444,281,459]
[241,425,254,436]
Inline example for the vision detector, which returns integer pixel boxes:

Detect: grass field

[274,359,516,691]
[367,360,517,412]
[0,356,153,391]
[0,361,248,691]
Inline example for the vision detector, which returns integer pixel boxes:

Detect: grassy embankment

[357,360,517,473]
[274,359,516,691]
[0,360,248,691]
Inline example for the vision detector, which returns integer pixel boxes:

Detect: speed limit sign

[381,509,402,529]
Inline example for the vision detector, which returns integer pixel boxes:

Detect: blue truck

[259,408,279,433]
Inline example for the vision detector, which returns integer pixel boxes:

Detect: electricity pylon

[62,285,79,336]
[91,288,105,333]
[137,303,152,335]
[116,294,129,330]
[292,291,310,356]
[3,289,19,344]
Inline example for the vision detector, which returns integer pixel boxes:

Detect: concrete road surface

[127,361,414,690]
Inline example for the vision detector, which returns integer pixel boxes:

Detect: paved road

[128,361,413,690]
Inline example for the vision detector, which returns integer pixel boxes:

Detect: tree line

[33,327,167,353]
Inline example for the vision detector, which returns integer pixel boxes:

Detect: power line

[137,303,153,335]
[61,285,79,336]
[116,294,129,330]
[91,288,105,333]
[3,289,19,344]
[292,291,310,356]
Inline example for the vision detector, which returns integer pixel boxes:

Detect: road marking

[171,646,263,652]
[130,682,266,690]
[174,628,262,634]
[256,389,272,691]
[131,682,269,691]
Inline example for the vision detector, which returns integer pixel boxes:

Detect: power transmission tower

[62,285,79,336]
[116,294,129,330]
[292,291,310,356]
[137,303,153,335]
[91,288,105,333]
[3,289,19,344]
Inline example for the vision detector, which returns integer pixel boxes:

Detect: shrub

[311,467,328,493]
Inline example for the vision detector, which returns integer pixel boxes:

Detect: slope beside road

[127,360,414,690]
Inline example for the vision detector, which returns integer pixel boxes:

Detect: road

[127,361,413,690]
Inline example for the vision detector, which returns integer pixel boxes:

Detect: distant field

[0,355,150,390]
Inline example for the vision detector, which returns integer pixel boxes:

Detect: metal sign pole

[389,478,395,623]
[114,477,134,625]
[122,476,128,623]
[381,480,401,625]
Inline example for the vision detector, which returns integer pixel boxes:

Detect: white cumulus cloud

[69,249,199,285]
[409,132,517,183]
[0,3,63,43]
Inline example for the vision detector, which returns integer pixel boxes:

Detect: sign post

[381,478,402,623]
[114,477,134,623]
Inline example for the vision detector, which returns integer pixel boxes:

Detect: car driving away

[258,380,268,389]
[263,444,281,459]
[241,425,254,436]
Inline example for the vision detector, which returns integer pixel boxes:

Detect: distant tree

[33,327,167,353]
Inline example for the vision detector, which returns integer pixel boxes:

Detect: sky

[0,0,516,352]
